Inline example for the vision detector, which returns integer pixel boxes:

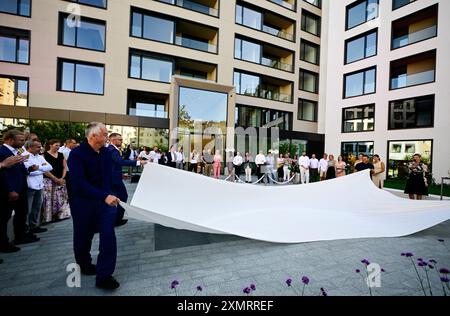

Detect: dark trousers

[0,191,28,246]
[112,183,128,224]
[310,168,319,183]
[72,202,117,281]
[189,163,198,173]
[65,172,73,202]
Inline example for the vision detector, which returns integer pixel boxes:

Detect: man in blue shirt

[68,122,121,290]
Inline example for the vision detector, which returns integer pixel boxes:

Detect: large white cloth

[123,164,450,243]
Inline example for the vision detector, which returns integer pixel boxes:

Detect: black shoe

[30,227,48,234]
[115,219,128,227]
[0,244,21,253]
[14,235,40,245]
[96,276,120,290]
[80,264,96,276]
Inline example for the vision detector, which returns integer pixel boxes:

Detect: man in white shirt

[23,140,53,234]
[298,151,310,184]
[319,153,329,181]
[232,152,243,181]
[255,151,266,180]
[176,148,184,170]
[309,154,319,183]
[265,151,276,184]
[149,147,160,164]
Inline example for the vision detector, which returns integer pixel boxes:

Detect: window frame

[343,66,377,99]
[0,26,30,65]
[301,9,321,37]
[392,0,417,11]
[0,74,29,107]
[0,0,32,17]
[299,68,319,94]
[57,58,105,95]
[346,0,379,31]
[300,39,320,65]
[344,28,378,65]
[298,98,318,122]
[128,49,175,84]
[63,0,107,10]
[303,0,321,9]
[388,95,435,130]
[341,104,375,133]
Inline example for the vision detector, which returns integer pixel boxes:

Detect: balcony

[175,20,218,53]
[392,4,438,49]
[268,0,296,11]
[262,24,294,41]
[157,0,219,17]
[390,50,436,90]
[261,57,292,72]
[175,35,217,53]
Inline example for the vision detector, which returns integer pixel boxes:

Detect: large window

[300,40,319,65]
[236,104,292,130]
[67,0,107,9]
[178,87,228,133]
[0,0,30,16]
[0,26,29,64]
[129,50,173,83]
[59,14,106,51]
[346,0,379,30]
[387,140,432,179]
[345,29,377,64]
[342,104,375,133]
[299,69,319,93]
[298,99,317,122]
[57,59,104,95]
[235,38,261,64]
[301,10,321,36]
[341,141,374,164]
[128,90,168,119]
[0,75,28,106]
[389,95,434,130]
[131,11,175,44]
[344,67,376,98]
[236,4,263,30]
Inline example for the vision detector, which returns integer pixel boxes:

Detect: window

[345,29,377,64]
[0,0,30,16]
[387,140,432,179]
[344,67,376,98]
[234,71,292,103]
[131,11,175,44]
[301,10,321,36]
[67,0,107,9]
[57,59,104,94]
[0,27,29,64]
[389,95,434,130]
[59,13,106,51]
[342,104,375,133]
[298,99,317,122]
[234,71,260,96]
[234,38,261,64]
[236,5,263,30]
[341,141,374,164]
[0,75,28,106]
[300,40,319,65]
[393,0,416,10]
[303,0,321,8]
[299,69,319,93]
[236,104,292,130]
[129,50,173,83]
[346,0,379,30]
[128,90,168,119]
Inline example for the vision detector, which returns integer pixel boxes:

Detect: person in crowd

[204,149,213,177]
[233,152,243,181]
[226,150,235,181]
[354,154,364,171]
[149,147,160,164]
[213,150,222,179]
[189,150,199,173]
[68,122,121,290]
[166,145,177,168]
[244,152,253,183]
[319,153,328,181]
[404,154,428,200]
[0,130,39,255]
[23,140,53,234]
[176,147,184,170]
[336,155,347,178]
[123,144,132,160]
[138,146,151,162]
[42,139,71,224]
[277,154,284,182]
[309,154,319,183]
[265,151,276,184]
[372,154,386,189]
[129,146,138,161]
[108,133,147,227]
[282,154,290,182]
[255,151,266,180]
[298,151,310,184]
[326,154,336,180]
[159,151,168,166]
[59,138,77,201]
[354,155,375,176]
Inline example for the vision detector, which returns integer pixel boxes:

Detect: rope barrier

[266,173,296,185]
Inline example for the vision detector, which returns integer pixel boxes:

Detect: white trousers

[300,167,310,184]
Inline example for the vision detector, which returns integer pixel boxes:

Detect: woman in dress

[336,155,347,178]
[244,152,253,183]
[213,150,222,179]
[371,154,386,189]
[404,154,428,200]
[42,139,71,223]
[326,154,336,180]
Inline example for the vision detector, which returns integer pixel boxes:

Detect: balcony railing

[261,57,293,72]
[392,25,437,49]
[262,25,294,41]
[391,69,435,89]
[175,35,217,53]
[268,0,295,11]
[240,87,292,103]
[129,108,168,119]
[158,0,219,17]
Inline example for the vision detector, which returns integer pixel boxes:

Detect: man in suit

[68,122,121,290]
[108,133,146,227]
[0,130,40,254]
[166,145,177,168]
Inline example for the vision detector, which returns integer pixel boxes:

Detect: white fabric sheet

[122,163,450,243]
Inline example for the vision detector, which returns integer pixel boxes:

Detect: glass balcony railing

[158,0,219,17]
[129,108,168,119]
[391,69,435,89]
[261,57,293,72]
[392,25,437,49]
[175,35,217,53]
[240,87,292,103]
[268,0,295,11]
[262,25,294,41]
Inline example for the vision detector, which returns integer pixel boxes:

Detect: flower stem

[365,269,372,296]
[434,269,447,296]
[424,268,433,296]
[302,284,306,296]
[410,258,427,296]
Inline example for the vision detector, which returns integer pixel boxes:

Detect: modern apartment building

[1,0,448,180]
[320,0,449,181]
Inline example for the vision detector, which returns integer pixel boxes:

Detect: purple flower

[439,268,450,274]
[286,278,293,287]
[418,261,427,267]
[428,264,434,269]
[250,284,256,291]
[430,259,437,264]
[438,239,445,242]
[355,269,361,273]
[361,259,370,265]
[440,276,449,283]
[243,287,251,294]
[401,253,406,256]
[417,258,423,262]
[301,276,310,285]
[196,285,203,292]
[170,280,179,289]
[405,252,414,257]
